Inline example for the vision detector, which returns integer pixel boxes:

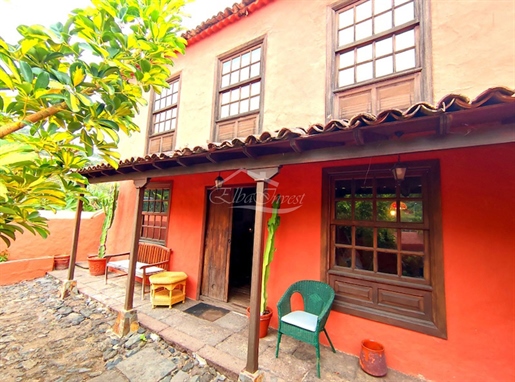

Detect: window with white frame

[334,0,425,119]
[215,43,263,141]
[148,78,180,154]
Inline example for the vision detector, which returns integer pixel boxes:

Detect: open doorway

[201,186,255,309]
[228,187,256,308]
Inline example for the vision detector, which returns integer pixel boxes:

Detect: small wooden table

[149,271,187,308]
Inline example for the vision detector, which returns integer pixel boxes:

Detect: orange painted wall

[0,257,54,285]
[263,144,515,382]
[5,211,104,262]
[110,143,515,381]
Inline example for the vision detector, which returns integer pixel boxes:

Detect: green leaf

[39,93,66,102]
[34,71,50,90]
[77,93,93,106]
[140,59,151,72]
[70,63,86,86]
[68,121,82,132]
[19,61,34,83]
[66,93,81,112]
[98,119,119,131]
[0,67,14,90]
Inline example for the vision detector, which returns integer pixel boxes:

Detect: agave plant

[260,196,281,314]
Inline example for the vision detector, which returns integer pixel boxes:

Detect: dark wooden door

[201,188,233,301]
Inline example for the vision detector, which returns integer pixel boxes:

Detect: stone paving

[0,276,231,382]
[1,269,428,381]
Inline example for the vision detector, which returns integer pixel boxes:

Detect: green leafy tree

[0,0,187,247]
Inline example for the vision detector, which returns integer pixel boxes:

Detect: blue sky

[0,0,236,43]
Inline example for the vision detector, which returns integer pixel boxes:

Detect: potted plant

[88,183,119,276]
[246,195,281,338]
[53,253,71,270]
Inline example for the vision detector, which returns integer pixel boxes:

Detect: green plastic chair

[275,280,336,378]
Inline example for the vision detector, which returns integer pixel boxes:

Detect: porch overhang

[80,87,515,183]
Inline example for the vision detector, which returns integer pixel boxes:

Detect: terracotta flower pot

[53,255,70,270]
[88,256,107,276]
[246,306,273,338]
[359,339,387,377]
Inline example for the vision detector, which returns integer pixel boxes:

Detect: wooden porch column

[61,195,84,298]
[124,178,148,311]
[246,179,266,374]
[113,178,148,336]
[67,196,83,281]
[243,166,280,377]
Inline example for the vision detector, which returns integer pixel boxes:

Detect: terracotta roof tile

[182,0,274,46]
[80,87,515,176]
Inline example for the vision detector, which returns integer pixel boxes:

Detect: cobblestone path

[0,276,232,382]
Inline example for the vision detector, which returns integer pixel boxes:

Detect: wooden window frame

[140,183,172,244]
[147,77,181,154]
[328,0,432,120]
[321,160,447,338]
[213,38,265,141]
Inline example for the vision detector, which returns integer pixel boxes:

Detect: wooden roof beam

[438,114,453,136]
[176,158,188,167]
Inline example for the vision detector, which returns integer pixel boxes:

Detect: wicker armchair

[275,280,336,378]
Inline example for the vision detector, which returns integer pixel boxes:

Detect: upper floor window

[333,0,424,119]
[215,42,264,141]
[148,78,180,154]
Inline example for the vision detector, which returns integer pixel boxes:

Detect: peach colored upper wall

[167,0,328,149]
[431,0,515,100]
[115,94,151,160]
[115,0,515,161]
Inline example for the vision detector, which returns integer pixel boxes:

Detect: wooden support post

[245,180,266,374]
[124,178,148,311]
[243,166,280,375]
[67,196,83,281]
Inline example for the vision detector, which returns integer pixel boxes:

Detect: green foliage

[97,183,119,258]
[0,0,187,246]
[260,196,281,314]
[64,183,114,212]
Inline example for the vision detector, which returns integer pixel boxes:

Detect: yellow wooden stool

[149,271,187,308]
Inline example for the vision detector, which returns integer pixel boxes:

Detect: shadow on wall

[6,210,105,262]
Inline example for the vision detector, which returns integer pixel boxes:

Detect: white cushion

[281,311,318,332]
[108,260,165,278]
[136,266,165,277]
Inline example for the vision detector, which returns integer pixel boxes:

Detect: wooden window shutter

[148,132,175,154]
[217,120,236,141]
[148,137,161,155]
[339,90,372,119]
[236,115,257,137]
[161,134,174,152]
[216,114,258,141]
[377,77,416,112]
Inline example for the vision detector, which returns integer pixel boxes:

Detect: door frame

[197,183,256,302]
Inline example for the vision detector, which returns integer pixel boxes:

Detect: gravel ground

[0,276,232,382]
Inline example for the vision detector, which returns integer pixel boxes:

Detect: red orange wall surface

[112,143,515,381]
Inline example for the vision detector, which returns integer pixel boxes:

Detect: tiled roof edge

[182,0,275,46]
[80,86,515,173]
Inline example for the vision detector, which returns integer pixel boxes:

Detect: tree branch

[0,102,67,138]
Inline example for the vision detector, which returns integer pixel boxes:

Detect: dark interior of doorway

[228,187,256,308]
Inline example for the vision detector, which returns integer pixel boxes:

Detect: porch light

[392,156,407,183]
[214,173,224,189]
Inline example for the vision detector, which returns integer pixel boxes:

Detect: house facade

[80,1,515,381]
